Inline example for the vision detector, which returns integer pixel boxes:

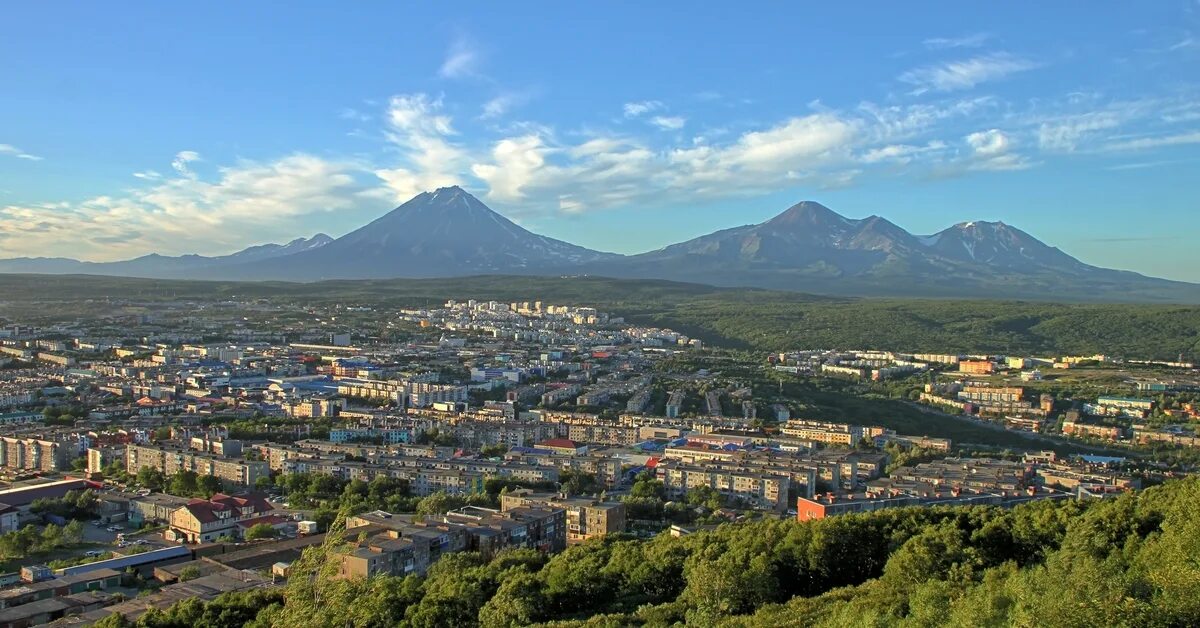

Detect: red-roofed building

[534,439,588,456]
[236,514,292,537]
[166,492,276,543]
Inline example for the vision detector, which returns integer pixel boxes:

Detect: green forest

[95,476,1200,627]
[2,274,1199,359]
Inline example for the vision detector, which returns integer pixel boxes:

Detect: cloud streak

[439,36,479,79]
[899,53,1039,93]
[0,143,43,161]
[1102,130,1200,151]
[923,33,991,49]
[623,101,663,117]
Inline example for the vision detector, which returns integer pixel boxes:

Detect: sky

[1,2,1198,280]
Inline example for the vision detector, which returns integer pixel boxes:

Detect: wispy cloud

[170,150,201,178]
[623,100,663,118]
[1037,111,1123,152]
[439,35,479,79]
[649,115,686,130]
[0,143,43,161]
[899,53,1039,93]
[963,129,1030,171]
[339,107,372,122]
[1104,159,1183,171]
[860,141,947,164]
[923,33,991,49]
[480,91,533,120]
[1168,31,1198,51]
[1102,130,1200,151]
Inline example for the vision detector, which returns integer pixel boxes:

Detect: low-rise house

[165,493,275,544]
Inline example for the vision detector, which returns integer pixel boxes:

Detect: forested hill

[95,477,1200,627]
[1,274,1199,360]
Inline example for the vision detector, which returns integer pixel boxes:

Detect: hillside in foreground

[93,476,1200,627]
[1,274,1198,360]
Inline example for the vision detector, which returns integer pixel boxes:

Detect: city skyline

[2,3,1199,281]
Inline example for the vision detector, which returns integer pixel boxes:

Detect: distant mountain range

[2,186,1197,302]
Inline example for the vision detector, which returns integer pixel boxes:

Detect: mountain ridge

[0,187,1196,302]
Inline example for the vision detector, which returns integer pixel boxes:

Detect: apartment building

[408,382,470,408]
[504,450,621,486]
[541,384,581,407]
[799,457,1067,521]
[1062,421,1124,441]
[779,420,886,446]
[336,379,406,401]
[1088,396,1155,417]
[665,391,686,418]
[337,506,566,579]
[0,436,75,472]
[958,386,1025,404]
[655,459,791,511]
[958,360,995,375]
[499,489,626,542]
[125,443,269,487]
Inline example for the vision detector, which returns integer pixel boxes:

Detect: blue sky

[1,2,1198,280]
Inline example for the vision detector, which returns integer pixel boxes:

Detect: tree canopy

[87,476,1200,628]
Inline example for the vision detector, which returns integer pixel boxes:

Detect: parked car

[84,550,103,557]
[91,520,104,527]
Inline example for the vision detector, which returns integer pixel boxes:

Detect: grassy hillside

[2,273,1199,359]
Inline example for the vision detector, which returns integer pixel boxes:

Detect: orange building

[958,360,995,375]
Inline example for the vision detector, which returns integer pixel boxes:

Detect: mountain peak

[238,186,616,279]
[954,220,1009,230]
[767,201,851,228]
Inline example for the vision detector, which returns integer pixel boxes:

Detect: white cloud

[923,33,991,49]
[480,91,531,120]
[899,53,1038,93]
[1169,35,1197,51]
[171,150,201,178]
[439,36,479,79]
[623,100,663,117]
[374,93,466,200]
[964,129,1030,170]
[0,143,42,161]
[649,116,686,130]
[339,107,372,122]
[470,134,552,202]
[1037,111,1123,152]
[0,154,382,261]
[1102,130,1200,151]
[715,113,858,171]
[1104,159,1180,171]
[18,77,1197,259]
[860,141,948,164]
[857,97,995,143]
[966,129,1010,156]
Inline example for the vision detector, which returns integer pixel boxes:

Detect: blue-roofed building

[54,545,192,578]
